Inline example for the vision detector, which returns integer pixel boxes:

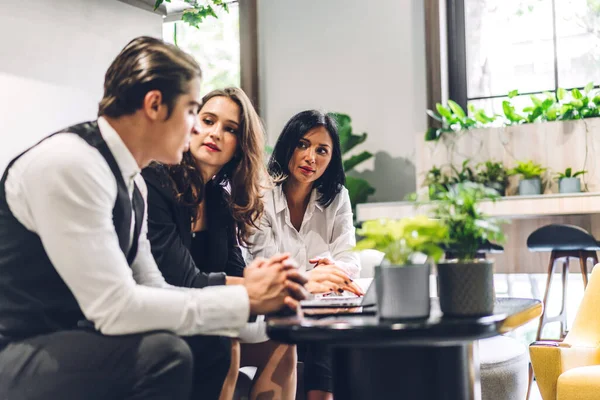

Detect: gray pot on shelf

[436,260,495,317]
[559,177,581,194]
[374,263,431,319]
[518,178,542,195]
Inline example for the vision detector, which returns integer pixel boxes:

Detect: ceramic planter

[437,260,495,317]
[374,264,430,319]
[518,178,542,195]
[559,177,581,194]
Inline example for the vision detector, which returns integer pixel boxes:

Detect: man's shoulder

[11,133,113,185]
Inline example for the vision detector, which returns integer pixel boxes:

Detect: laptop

[300,278,377,309]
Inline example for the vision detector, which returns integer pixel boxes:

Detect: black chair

[526,224,600,340]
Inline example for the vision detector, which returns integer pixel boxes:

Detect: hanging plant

[154,0,231,28]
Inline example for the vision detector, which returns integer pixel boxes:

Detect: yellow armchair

[530,264,600,400]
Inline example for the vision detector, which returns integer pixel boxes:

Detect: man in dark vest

[0,36,306,400]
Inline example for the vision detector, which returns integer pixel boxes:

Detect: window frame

[162,0,261,113]
[446,0,563,111]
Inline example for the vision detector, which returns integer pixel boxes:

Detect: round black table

[267,297,542,400]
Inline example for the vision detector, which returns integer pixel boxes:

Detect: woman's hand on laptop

[308,257,364,296]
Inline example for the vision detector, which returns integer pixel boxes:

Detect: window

[162,2,240,96]
[449,0,600,114]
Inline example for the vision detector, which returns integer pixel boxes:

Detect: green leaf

[572,88,584,100]
[508,89,519,98]
[546,108,558,121]
[569,99,584,108]
[341,132,367,153]
[527,107,542,123]
[502,101,513,117]
[522,107,534,113]
[565,167,572,177]
[541,98,555,110]
[436,104,453,120]
[425,127,441,141]
[426,110,443,123]
[530,95,542,107]
[585,82,595,94]
[343,151,373,172]
[502,100,525,122]
[474,111,493,124]
[346,176,375,211]
[447,100,466,119]
[154,0,163,10]
[557,87,567,101]
[328,112,351,128]
[329,112,352,150]
[593,95,600,106]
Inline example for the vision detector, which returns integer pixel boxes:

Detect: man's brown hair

[98,36,202,119]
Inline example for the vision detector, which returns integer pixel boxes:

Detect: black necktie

[127,184,144,264]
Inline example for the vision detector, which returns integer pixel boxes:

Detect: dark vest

[0,122,144,344]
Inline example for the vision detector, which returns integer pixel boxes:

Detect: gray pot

[559,177,581,194]
[374,264,430,319]
[518,178,542,195]
[437,260,495,317]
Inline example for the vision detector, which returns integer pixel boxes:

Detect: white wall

[257,0,427,202]
[0,0,163,170]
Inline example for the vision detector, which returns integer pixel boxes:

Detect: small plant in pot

[423,165,451,200]
[554,167,586,194]
[429,182,505,317]
[475,160,508,196]
[509,160,547,196]
[355,216,447,319]
[449,159,477,191]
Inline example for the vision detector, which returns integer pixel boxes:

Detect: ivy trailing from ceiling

[425,82,600,141]
[154,0,231,28]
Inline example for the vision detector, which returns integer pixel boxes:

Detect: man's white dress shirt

[249,185,360,278]
[4,117,249,337]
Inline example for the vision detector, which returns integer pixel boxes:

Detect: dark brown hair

[167,88,269,246]
[98,36,202,119]
[269,110,344,207]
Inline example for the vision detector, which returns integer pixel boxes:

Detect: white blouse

[248,185,360,278]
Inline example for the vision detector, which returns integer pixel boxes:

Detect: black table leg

[332,343,480,400]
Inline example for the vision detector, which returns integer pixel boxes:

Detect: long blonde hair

[167,87,269,246]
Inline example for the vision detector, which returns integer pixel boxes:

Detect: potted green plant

[509,160,547,195]
[429,182,505,317]
[450,159,476,188]
[554,167,586,194]
[423,165,451,200]
[476,160,508,196]
[355,216,447,319]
